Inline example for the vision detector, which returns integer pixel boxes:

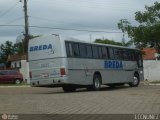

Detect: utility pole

[20,0,29,53]
[24,0,29,53]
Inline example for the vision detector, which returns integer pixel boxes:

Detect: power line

[0,2,18,18]
[30,16,109,29]
[0,24,122,33]
[30,25,122,33]
[5,17,24,24]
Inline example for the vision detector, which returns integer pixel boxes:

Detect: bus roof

[59,35,139,51]
[36,34,139,51]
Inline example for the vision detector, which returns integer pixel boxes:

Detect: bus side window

[92,46,99,59]
[98,47,102,59]
[102,47,108,59]
[72,43,80,57]
[114,48,120,60]
[86,45,93,58]
[132,51,136,61]
[128,50,135,61]
[79,44,87,58]
[65,42,73,57]
[123,49,129,60]
[108,47,114,60]
[119,49,124,60]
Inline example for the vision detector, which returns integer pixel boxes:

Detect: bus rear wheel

[129,73,140,87]
[93,74,101,91]
[62,86,76,92]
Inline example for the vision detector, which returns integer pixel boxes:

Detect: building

[142,48,160,81]
[142,48,159,60]
[7,54,30,84]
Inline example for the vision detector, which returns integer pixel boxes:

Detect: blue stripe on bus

[104,60,123,69]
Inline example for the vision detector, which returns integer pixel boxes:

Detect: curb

[142,82,160,86]
[0,85,31,88]
[148,83,160,86]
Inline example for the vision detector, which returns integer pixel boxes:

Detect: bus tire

[62,86,76,92]
[93,74,101,91]
[129,73,140,87]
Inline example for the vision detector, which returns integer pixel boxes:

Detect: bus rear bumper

[30,77,68,87]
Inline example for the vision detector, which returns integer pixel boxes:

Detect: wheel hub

[133,76,138,85]
[94,78,100,88]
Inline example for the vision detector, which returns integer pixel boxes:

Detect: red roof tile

[7,54,28,62]
[142,48,157,60]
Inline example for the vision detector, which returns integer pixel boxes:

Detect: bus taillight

[60,68,66,76]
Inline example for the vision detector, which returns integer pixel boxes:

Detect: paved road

[0,84,159,114]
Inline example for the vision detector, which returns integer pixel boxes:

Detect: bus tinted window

[122,49,137,61]
[135,51,143,67]
[79,44,87,58]
[119,49,124,60]
[131,51,136,61]
[92,46,99,58]
[109,48,114,59]
[66,41,140,61]
[127,50,135,61]
[98,47,102,58]
[72,43,80,57]
[102,47,108,59]
[65,42,70,57]
[65,42,73,57]
[86,45,93,58]
[123,50,129,60]
[114,48,120,60]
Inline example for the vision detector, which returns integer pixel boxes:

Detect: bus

[28,34,144,92]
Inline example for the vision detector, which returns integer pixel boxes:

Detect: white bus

[28,34,144,92]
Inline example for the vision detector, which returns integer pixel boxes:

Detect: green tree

[0,41,24,65]
[0,34,41,65]
[0,41,15,65]
[118,2,160,53]
[14,42,24,54]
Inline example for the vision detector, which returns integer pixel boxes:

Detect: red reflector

[60,68,66,76]
[29,71,32,78]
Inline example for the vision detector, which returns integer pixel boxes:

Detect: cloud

[0,0,158,44]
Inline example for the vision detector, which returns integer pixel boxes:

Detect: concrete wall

[143,60,160,81]
[19,60,30,84]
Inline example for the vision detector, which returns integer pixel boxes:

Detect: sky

[0,0,159,44]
